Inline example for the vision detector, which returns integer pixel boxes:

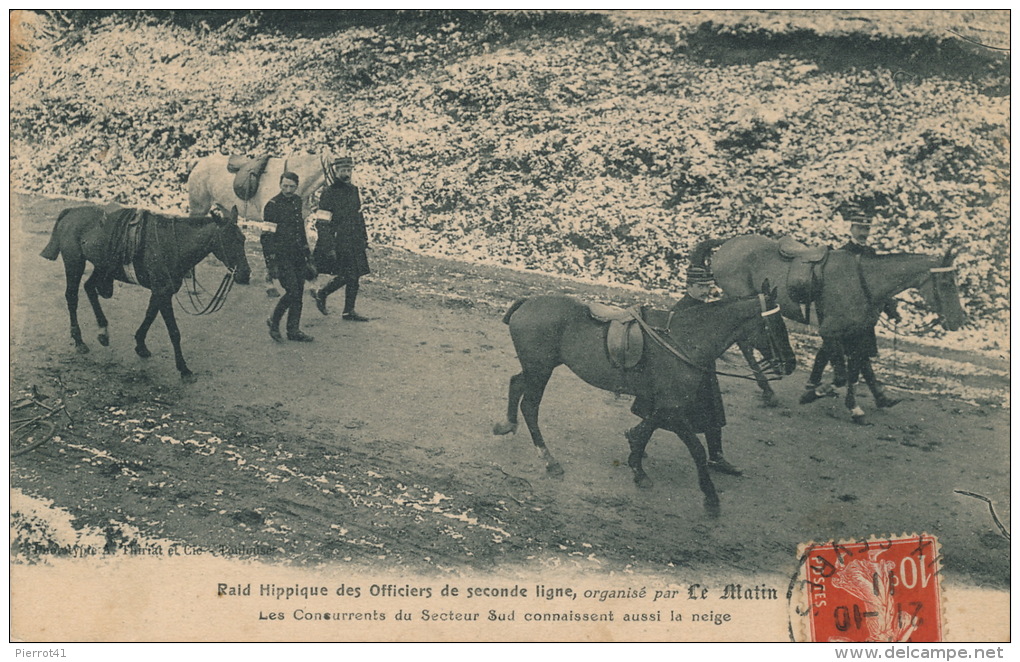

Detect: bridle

[175,214,241,316]
[875,262,959,333]
[629,294,787,381]
[926,264,958,325]
[320,151,336,187]
[755,293,787,377]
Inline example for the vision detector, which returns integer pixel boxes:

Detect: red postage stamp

[798,534,944,642]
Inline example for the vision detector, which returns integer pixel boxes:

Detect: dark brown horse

[493,281,795,518]
[40,204,251,382]
[704,235,967,421]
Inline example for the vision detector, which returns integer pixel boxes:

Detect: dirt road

[10,193,1009,588]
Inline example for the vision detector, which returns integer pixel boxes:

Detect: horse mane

[865,252,933,261]
[676,294,761,322]
[690,238,728,268]
[126,208,222,226]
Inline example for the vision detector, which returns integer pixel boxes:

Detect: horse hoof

[851,415,871,426]
[98,334,110,347]
[75,344,90,355]
[266,287,280,298]
[799,390,822,405]
[705,499,721,519]
[546,462,565,477]
[876,396,902,409]
[634,474,653,490]
[135,345,152,359]
[760,392,780,408]
[492,421,517,436]
[181,371,197,384]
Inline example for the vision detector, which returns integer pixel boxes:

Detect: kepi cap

[839,201,873,226]
[686,264,715,285]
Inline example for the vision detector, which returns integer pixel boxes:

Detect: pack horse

[40,204,251,382]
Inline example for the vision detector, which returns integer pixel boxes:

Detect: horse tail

[39,208,73,260]
[690,238,728,268]
[502,298,528,325]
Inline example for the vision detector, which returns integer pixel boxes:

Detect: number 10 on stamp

[799,534,944,642]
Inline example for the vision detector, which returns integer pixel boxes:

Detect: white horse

[187,150,334,294]
[187,150,333,225]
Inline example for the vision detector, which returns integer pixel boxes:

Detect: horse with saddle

[700,233,967,423]
[493,281,797,518]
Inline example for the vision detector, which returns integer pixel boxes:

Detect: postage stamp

[797,534,944,642]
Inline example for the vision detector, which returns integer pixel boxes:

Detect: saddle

[587,303,671,370]
[97,207,150,296]
[777,236,830,322]
[227,155,271,201]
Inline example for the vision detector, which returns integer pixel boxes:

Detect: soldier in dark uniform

[312,156,371,321]
[625,264,742,476]
[265,172,315,342]
[801,203,900,406]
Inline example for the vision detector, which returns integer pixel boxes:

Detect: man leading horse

[626,264,743,476]
[800,202,902,410]
[705,202,966,423]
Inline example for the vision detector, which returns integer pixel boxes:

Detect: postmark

[796,534,944,642]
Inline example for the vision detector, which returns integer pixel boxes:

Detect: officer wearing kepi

[625,263,742,476]
[801,202,900,406]
[312,155,371,321]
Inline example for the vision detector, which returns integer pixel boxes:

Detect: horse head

[211,205,251,284]
[744,279,797,376]
[916,245,967,331]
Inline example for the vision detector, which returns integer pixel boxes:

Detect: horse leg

[830,344,848,387]
[861,359,901,408]
[517,368,562,476]
[134,295,161,359]
[800,339,840,404]
[82,270,111,347]
[493,372,526,435]
[737,340,778,407]
[844,351,867,425]
[625,416,658,489]
[61,254,89,353]
[664,414,720,518]
[156,294,194,382]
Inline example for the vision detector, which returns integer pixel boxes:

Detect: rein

[173,216,239,316]
[178,269,236,315]
[628,297,784,381]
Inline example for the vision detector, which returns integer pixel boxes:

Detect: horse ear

[942,244,957,265]
[229,206,239,224]
[760,278,771,294]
